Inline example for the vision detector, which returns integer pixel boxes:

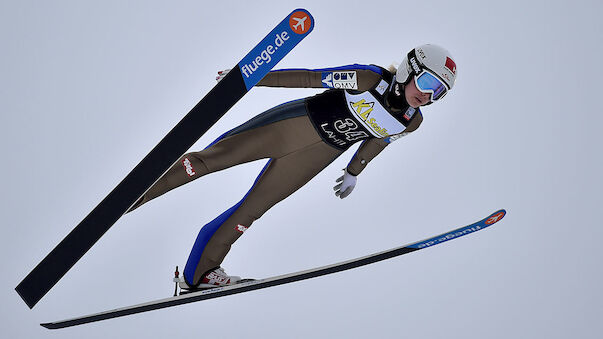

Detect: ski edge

[41,209,506,329]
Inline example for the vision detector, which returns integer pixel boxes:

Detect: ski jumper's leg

[183,140,342,285]
[127,99,313,212]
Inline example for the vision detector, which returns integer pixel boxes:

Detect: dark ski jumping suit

[129,64,424,286]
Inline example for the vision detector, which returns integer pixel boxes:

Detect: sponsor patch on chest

[403,107,416,121]
[375,79,389,95]
[344,91,407,138]
[349,99,389,137]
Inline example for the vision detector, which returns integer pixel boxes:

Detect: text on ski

[241,31,290,79]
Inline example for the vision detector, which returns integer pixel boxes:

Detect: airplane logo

[292,16,307,31]
[486,211,506,225]
[289,11,312,34]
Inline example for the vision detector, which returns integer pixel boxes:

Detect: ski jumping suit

[129,64,424,286]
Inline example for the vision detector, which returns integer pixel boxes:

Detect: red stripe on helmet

[445,57,456,75]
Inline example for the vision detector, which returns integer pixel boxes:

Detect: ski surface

[41,209,506,329]
[16,9,315,309]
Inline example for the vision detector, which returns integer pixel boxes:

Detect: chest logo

[403,107,416,121]
[349,99,389,137]
[375,79,389,95]
[350,99,374,119]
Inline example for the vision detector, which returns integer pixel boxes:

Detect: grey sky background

[1,0,602,337]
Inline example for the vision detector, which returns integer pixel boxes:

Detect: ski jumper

[128,64,424,286]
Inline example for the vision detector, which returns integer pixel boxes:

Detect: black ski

[41,210,506,329]
[16,9,315,309]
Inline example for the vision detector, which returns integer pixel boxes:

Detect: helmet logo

[417,48,426,59]
[445,57,456,75]
[409,57,422,74]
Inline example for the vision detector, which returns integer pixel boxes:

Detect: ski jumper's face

[404,77,432,108]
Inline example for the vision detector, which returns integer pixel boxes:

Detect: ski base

[41,209,506,329]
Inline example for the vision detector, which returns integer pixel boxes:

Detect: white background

[2,0,602,338]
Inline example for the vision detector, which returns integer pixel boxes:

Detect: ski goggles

[414,70,449,102]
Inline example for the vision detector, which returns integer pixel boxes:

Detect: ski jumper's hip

[200,98,342,171]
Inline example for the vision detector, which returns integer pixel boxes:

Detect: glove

[216,69,231,82]
[333,169,357,199]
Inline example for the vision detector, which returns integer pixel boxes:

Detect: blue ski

[41,209,506,329]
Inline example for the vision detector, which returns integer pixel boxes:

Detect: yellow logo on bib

[351,99,374,120]
[350,99,389,137]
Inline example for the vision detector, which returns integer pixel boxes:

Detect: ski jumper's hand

[333,169,357,199]
[216,69,231,82]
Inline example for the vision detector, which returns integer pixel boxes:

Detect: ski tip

[485,209,506,226]
[288,8,314,36]
[237,8,315,91]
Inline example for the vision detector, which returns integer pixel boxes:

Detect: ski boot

[174,266,243,294]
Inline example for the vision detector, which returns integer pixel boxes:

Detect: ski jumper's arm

[256,64,383,89]
[346,138,390,176]
[347,112,423,175]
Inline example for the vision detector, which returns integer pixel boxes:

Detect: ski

[16,9,315,309]
[41,209,506,329]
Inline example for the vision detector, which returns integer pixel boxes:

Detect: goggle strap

[407,49,422,77]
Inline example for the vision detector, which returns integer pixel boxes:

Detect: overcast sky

[2,0,602,338]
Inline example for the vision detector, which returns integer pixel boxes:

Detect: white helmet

[396,44,457,91]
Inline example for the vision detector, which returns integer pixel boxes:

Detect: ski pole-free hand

[333,169,357,199]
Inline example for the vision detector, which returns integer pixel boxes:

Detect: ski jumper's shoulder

[256,64,387,91]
